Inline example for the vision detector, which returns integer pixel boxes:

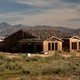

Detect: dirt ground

[0,51,80,58]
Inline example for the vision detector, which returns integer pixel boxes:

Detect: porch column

[70,41,72,51]
[77,41,79,51]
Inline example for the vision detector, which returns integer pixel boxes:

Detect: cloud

[60,0,80,3]
[1,8,79,28]
[0,0,35,13]
[68,19,80,22]
[0,0,80,14]
[15,0,80,14]
[16,0,55,6]
[0,0,80,28]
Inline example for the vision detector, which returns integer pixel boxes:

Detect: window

[48,43,51,50]
[72,42,77,49]
[52,43,54,50]
[79,42,80,49]
[55,43,58,50]
[36,44,43,52]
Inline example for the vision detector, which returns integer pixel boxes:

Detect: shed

[62,36,79,51]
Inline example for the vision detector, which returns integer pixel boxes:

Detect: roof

[0,36,5,42]
[4,28,36,40]
[19,36,63,43]
[71,36,79,39]
[79,40,80,42]
[4,28,77,41]
[0,36,5,40]
[62,35,79,39]
[45,36,63,42]
[19,39,43,43]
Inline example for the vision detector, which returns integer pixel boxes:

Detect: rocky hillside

[0,22,79,37]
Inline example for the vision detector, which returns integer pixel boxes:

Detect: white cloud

[0,0,80,28]
[0,8,79,28]
[16,0,60,8]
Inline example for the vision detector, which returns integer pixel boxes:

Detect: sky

[0,0,80,29]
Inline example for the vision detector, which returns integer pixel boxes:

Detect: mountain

[0,22,79,37]
[28,25,80,35]
[0,23,27,37]
[0,22,11,28]
[30,25,76,33]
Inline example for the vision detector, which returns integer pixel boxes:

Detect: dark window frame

[52,43,54,50]
[55,43,58,50]
[72,42,77,49]
[79,42,80,49]
[48,43,51,50]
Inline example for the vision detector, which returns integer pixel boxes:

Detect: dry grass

[0,51,80,80]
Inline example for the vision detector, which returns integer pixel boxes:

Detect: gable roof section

[45,36,63,42]
[62,35,79,39]
[4,28,77,42]
[4,28,36,40]
[19,36,63,43]
[71,36,79,39]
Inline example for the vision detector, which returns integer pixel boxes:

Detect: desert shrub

[55,51,62,54]
[21,69,31,75]
[0,53,80,79]
[20,78,27,80]
[0,55,6,60]
[45,54,65,61]
[63,48,70,52]
[0,65,5,72]
[30,56,42,61]
[10,57,21,62]
[0,60,5,65]
[40,55,65,64]
[53,54,65,60]
[41,65,68,75]
[5,63,22,71]
[0,55,11,62]
[23,56,42,62]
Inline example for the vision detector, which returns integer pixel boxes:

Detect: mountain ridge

[0,22,79,37]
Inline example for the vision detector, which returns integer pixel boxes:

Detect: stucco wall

[43,41,62,52]
[70,38,79,51]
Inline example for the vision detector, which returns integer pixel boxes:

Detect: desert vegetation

[0,52,80,80]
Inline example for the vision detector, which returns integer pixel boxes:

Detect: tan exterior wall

[43,41,62,52]
[59,42,62,51]
[19,40,62,53]
[43,41,48,52]
[70,38,79,51]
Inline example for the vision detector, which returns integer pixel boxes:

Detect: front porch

[19,40,43,53]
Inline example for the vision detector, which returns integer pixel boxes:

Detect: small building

[3,29,36,52]
[2,28,63,53]
[19,36,63,53]
[62,36,80,51]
